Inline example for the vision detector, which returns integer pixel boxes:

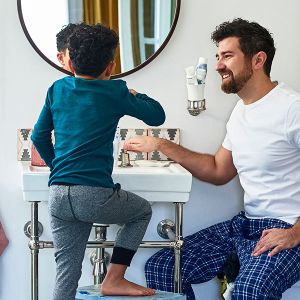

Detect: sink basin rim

[20,162,192,201]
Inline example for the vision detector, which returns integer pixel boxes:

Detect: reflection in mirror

[17,0,181,78]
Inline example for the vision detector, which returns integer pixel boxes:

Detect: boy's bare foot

[101,278,155,296]
[101,262,155,296]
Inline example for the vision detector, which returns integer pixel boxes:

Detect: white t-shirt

[223,82,300,224]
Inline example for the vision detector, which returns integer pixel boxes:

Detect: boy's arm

[122,87,165,126]
[31,95,55,169]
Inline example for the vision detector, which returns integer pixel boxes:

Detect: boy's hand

[124,136,159,153]
[129,89,138,96]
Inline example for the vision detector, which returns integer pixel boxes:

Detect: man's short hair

[211,18,276,77]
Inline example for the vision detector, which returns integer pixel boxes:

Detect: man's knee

[145,249,174,274]
[145,250,175,291]
[233,276,281,300]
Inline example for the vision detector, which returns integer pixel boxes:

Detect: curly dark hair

[68,23,119,77]
[211,18,276,77]
[56,23,78,52]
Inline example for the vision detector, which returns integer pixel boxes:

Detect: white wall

[1,0,300,299]
[21,0,69,63]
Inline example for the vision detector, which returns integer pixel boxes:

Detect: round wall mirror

[17,0,181,78]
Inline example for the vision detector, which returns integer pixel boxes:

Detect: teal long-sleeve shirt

[31,76,165,187]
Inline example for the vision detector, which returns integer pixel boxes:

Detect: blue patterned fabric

[145,212,300,299]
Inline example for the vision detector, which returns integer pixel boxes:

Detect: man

[124,18,300,299]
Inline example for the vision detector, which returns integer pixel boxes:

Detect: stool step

[76,285,186,299]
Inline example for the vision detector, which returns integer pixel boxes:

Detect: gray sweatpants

[48,184,152,300]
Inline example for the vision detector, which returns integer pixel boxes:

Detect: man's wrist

[289,225,300,246]
[156,138,167,152]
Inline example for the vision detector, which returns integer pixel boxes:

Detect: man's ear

[104,61,116,77]
[252,51,267,71]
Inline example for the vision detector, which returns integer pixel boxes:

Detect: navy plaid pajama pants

[145,212,300,299]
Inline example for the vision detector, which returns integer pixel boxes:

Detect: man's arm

[124,136,237,185]
[252,218,300,257]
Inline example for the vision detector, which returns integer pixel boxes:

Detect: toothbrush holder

[187,99,206,116]
[186,84,206,116]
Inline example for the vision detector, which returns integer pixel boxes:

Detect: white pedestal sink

[19,161,192,299]
[21,162,192,203]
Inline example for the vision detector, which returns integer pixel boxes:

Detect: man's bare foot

[101,278,155,296]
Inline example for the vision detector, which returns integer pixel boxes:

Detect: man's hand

[124,136,160,153]
[252,227,300,257]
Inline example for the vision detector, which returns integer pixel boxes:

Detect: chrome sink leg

[90,225,110,284]
[174,202,184,294]
[28,201,40,300]
[25,202,185,297]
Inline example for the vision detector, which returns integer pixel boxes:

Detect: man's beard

[221,63,253,94]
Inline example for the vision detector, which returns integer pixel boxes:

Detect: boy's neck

[74,73,110,80]
[72,62,114,80]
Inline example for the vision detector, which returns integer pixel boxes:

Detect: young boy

[31,23,165,300]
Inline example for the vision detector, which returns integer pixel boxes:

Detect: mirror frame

[17,0,181,78]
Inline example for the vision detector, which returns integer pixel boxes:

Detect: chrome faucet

[119,149,133,167]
